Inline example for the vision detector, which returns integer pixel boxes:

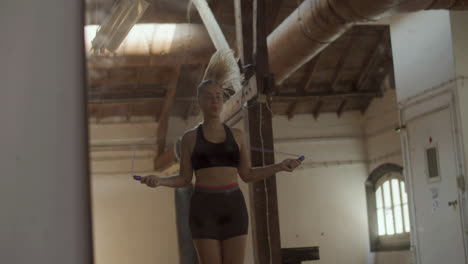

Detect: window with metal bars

[366,164,410,252]
[376,176,411,235]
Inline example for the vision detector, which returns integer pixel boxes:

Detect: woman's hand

[280,158,302,172]
[140,175,160,188]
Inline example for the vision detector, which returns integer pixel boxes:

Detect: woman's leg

[221,235,247,264]
[193,239,223,264]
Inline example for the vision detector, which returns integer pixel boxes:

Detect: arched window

[366,164,410,251]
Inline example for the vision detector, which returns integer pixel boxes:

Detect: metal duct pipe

[267,0,468,84]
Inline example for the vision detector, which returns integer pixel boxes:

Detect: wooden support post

[253,0,270,95]
[265,0,284,34]
[235,0,282,262]
[244,103,282,264]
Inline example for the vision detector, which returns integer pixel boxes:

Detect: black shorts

[189,184,249,241]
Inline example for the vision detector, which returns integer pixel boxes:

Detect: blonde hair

[198,49,242,101]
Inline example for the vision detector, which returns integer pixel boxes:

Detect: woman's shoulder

[180,128,198,153]
[182,127,197,143]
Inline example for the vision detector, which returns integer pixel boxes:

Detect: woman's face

[198,82,224,118]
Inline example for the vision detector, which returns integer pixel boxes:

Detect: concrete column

[0,1,93,263]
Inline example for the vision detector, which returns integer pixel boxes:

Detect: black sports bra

[190,124,240,171]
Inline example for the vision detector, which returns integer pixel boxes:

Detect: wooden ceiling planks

[85,0,394,121]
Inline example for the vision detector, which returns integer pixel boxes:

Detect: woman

[139,50,301,264]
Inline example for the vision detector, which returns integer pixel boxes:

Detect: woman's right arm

[140,133,194,188]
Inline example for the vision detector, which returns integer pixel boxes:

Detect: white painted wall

[90,116,202,264]
[364,89,410,264]
[90,119,178,264]
[364,89,403,173]
[389,11,456,103]
[272,113,371,264]
[388,10,468,264]
[91,173,179,264]
[89,116,256,264]
[0,0,93,263]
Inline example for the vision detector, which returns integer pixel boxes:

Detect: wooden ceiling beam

[89,85,167,93]
[88,97,193,105]
[125,104,132,122]
[88,90,166,102]
[286,100,298,120]
[87,55,210,69]
[299,54,321,95]
[192,0,231,51]
[288,45,317,119]
[89,88,378,106]
[133,68,142,90]
[336,98,347,118]
[330,34,355,92]
[211,0,225,19]
[361,98,372,115]
[275,90,378,99]
[359,59,393,114]
[312,99,323,120]
[356,31,390,91]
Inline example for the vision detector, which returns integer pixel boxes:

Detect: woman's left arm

[234,129,301,183]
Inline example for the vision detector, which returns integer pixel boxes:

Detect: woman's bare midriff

[194,166,239,186]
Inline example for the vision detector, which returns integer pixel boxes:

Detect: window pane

[392,179,401,205]
[377,208,386,235]
[401,182,408,204]
[385,208,395,235]
[383,181,392,208]
[404,204,411,232]
[394,205,403,234]
[376,187,383,209]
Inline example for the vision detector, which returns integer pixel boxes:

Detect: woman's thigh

[221,235,247,264]
[193,239,222,264]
